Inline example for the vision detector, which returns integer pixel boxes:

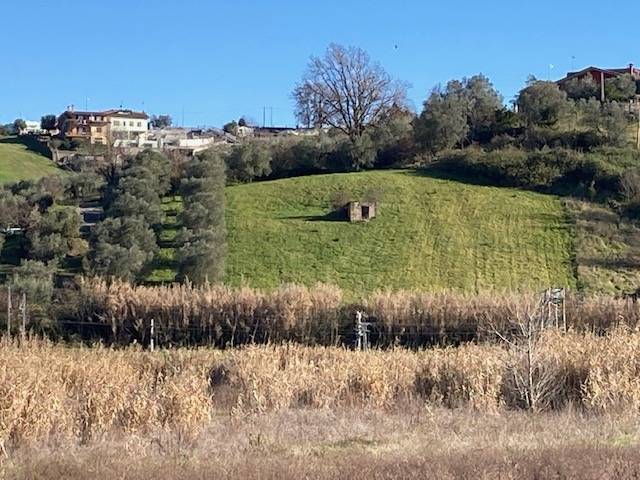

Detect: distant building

[103,109,150,144]
[57,107,149,145]
[20,120,44,135]
[347,201,377,222]
[236,125,255,137]
[557,64,640,102]
[137,127,230,153]
[235,125,324,138]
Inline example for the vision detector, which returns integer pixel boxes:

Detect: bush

[330,190,353,211]
[11,259,55,325]
[225,141,272,182]
[436,147,628,200]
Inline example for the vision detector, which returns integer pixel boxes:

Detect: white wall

[108,114,149,136]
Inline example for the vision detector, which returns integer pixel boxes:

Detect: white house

[103,109,149,142]
[20,120,44,135]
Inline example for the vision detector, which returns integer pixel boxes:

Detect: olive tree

[517,80,569,127]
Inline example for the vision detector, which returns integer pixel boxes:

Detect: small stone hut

[347,201,377,222]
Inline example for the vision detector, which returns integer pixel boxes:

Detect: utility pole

[6,286,11,338]
[636,110,640,150]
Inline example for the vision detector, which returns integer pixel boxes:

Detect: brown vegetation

[2,329,640,450]
[64,278,640,346]
[3,331,640,478]
[5,409,640,480]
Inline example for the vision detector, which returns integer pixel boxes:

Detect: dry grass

[4,408,640,479]
[2,330,640,451]
[3,333,640,478]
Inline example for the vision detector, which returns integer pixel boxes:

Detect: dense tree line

[176,150,227,284]
[87,150,171,281]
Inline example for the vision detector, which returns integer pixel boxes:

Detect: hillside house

[57,107,149,145]
[557,64,640,103]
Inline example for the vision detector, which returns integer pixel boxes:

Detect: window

[114,120,120,126]
[96,127,102,133]
[137,121,141,127]
[129,121,134,126]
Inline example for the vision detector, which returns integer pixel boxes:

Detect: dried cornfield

[3,329,640,451]
[48,278,640,346]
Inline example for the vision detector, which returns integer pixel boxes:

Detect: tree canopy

[517,80,569,126]
[293,44,407,141]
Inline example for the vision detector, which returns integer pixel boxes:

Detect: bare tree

[493,309,568,413]
[293,44,407,139]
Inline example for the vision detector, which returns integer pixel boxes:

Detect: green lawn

[220,169,577,294]
[0,137,62,183]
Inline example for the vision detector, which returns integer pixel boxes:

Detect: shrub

[436,147,632,200]
[330,190,353,211]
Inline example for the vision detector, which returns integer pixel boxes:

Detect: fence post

[19,292,26,343]
[355,310,371,351]
[150,318,155,352]
[6,286,11,338]
[355,311,362,350]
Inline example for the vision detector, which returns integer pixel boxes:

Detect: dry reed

[53,278,640,346]
[3,329,640,450]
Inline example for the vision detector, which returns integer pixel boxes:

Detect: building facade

[103,109,150,142]
[57,108,149,145]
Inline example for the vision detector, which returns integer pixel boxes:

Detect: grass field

[218,169,577,293]
[0,136,62,183]
[566,199,640,294]
[151,169,577,292]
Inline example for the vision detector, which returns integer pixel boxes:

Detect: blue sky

[2,0,638,127]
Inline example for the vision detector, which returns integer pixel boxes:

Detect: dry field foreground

[3,333,640,478]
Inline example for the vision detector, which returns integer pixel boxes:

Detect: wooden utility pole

[6,286,11,338]
[636,110,640,150]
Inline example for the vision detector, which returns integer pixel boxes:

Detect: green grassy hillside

[0,137,62,183]
[223,169,577,294]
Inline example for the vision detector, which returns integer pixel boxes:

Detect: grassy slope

[223,169,576,293]
[566,199,640,294]
[0,137,62,183]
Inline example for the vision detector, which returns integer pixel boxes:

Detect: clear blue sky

[2,0,638,127]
